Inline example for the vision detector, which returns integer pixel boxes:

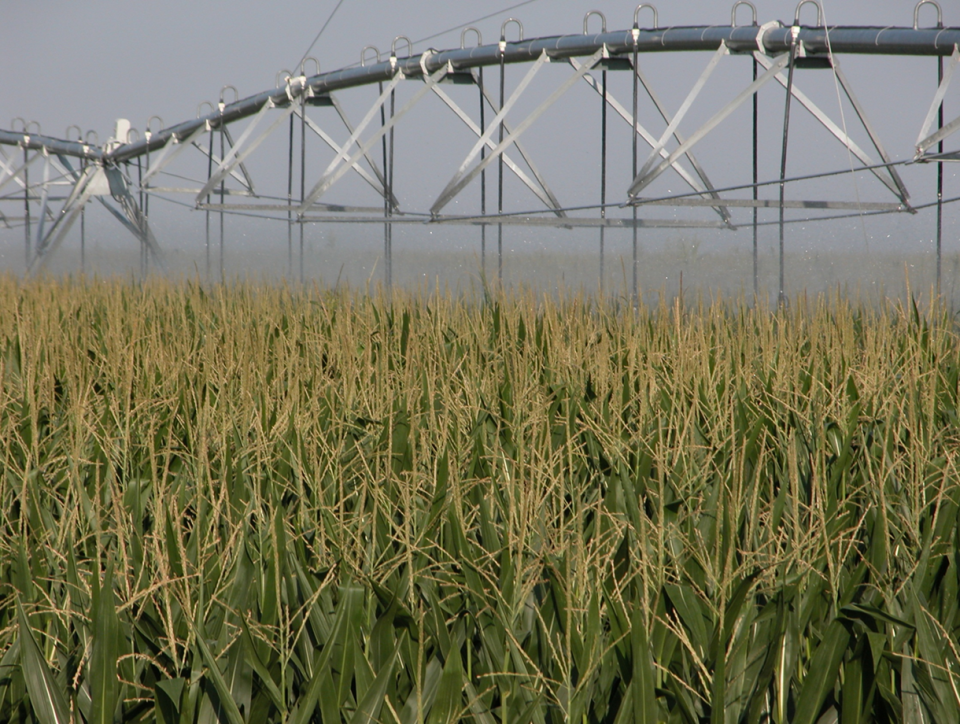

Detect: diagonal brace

[431,48,603,216]
[141,125,208,185]
[299,66,448,212]
[628,52,791,197]
[328,95,393,201]
[300,73,405,210]
[196,101,295,202]
[29,166,99,273]
[472,70,566,217]
[574,63,707,194]
[833,64,911,205]
[0,149,42,195]
[191,141,254,188]
[430,82,564,216]
[431,53,550,216]
[574,58,731,224]
[292,105,398,208]
[221,125,257,194]
[754,52,902,200]
[637,43,729,181]
[917,45,960,156]
[917,45,960,148]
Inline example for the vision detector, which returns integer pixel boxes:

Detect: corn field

[1,277,959,724]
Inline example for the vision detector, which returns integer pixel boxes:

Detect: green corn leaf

[192,620,245,724]
[16,599,70,724]
[155,678,186,724]
[224,635,253,721]
[792,620,851,724]
[399,658,443,724]
[425,637,464,724]
[348,635,403,724]
[909,590,960,723]
[89,562,120,724]
[290,583,365,724]
[665,584,711,657]
[464,682,498,724]
[631,608,657,724]
[240,625,284,713]
[840,654,864,724]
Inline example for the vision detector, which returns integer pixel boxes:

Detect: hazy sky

[3,0,960,290]
[4,0,956,144]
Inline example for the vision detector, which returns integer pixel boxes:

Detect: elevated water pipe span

[2,1,959,301]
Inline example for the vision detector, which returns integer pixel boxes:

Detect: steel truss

[3,0,960,299]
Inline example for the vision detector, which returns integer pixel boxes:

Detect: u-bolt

[461,27,482,49]
[146,116,164,136]
[731,0,757,27]
[197,101,215,118]
[634,4,659,30]
[794,0,823,27]
[584,10,607,35]
[361,46,380,66]
[914,0,943,29]
[219,85,238,111]
[391,35,413,58]
[300,57,320,77]
[500,18,523,42]
[65,125,82,142]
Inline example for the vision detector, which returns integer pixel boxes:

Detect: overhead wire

[444,158,919,220]
[296,0,347,71]
[752,194,960,229]
[409,0,539,49]
[819,0,872,249]
[332,0,540,70]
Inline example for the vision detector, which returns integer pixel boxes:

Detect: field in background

[1,278,959,723]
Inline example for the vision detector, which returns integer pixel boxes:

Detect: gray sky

[3,1,956,139]
[3,1,960,292]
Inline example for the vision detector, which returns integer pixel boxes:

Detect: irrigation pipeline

[4,23,960,165]
[5,3,960,289]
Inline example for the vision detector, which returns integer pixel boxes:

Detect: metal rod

[480,68,487,272]
[632,40,639,307]
[600,66,607,297]
[300,90,306,284]
[80,157,86,274]
[206,125,214,280]
[287,113,294,277]
[498,49,505,285]
[753,53,759,298]
[631,63,732,224]
[380,79,389,289]
[388,87,395,288]
[144,145,151,273]
[138,158,146,278]
[219,124,225,283]
[23,148,30,266]
[938,49,944,296]
[778,32,799,306]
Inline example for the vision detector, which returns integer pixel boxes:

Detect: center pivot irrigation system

[2,0,960,300]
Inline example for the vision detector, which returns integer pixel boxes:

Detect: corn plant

[0,277,958,723]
